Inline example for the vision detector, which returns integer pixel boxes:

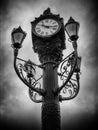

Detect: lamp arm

[54,50,78,95]
[53,51,75,68]
[16,57,44,69]
[59,73,80,101]
[14,55,45,96]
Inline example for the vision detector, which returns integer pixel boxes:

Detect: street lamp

[11,26,26,49]
[11,8,81,130]
[65,17,80,42]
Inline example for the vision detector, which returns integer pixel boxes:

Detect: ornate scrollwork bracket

[13,51,45,103]
[54,50,81,101]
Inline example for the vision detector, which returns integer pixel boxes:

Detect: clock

[34,18,61,37]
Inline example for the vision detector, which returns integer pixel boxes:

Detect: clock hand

[47,25,58,28]
[38,24,57,28]
[37,24,49,28]
[41,24,50,28]
[41,25,57,29]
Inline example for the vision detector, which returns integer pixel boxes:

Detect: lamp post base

[41,101,61,130]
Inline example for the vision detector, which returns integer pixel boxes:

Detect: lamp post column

[42,62,61,130]
[11,8,81,130]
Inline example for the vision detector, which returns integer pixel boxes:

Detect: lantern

[65,17,80,41]
[11,26,26,49]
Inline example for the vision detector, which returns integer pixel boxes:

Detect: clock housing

[31,8,66,52]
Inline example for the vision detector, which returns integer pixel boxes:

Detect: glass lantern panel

[66,23,77,37]
[13,32,24,44]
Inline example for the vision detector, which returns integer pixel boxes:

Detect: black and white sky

[0,0,98,130]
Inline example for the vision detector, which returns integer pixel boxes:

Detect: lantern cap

[12,26,24,34]
[65,17,80,26]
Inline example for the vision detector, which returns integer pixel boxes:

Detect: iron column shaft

[42,63,61,130]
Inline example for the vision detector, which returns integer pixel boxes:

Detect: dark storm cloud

[0,0,9,12]
[83,0,98,68]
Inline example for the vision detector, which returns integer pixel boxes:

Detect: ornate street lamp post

[11,8,81,130]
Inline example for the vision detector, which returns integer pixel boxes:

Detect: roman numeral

[41,31,44,35]
[49,20,53,23]
[46,32,48,35]
[45,19,49,23]
[37,29,41,33]
[52,21,56,24]
[50,31,53,33]
[52,27,57,30]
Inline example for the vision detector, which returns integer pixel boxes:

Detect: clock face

[34,19,61,37]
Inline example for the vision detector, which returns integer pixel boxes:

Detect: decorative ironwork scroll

[14,56,44,103]
[58,51,80,100]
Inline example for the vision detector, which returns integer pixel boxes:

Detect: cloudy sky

[0,0,98,130]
